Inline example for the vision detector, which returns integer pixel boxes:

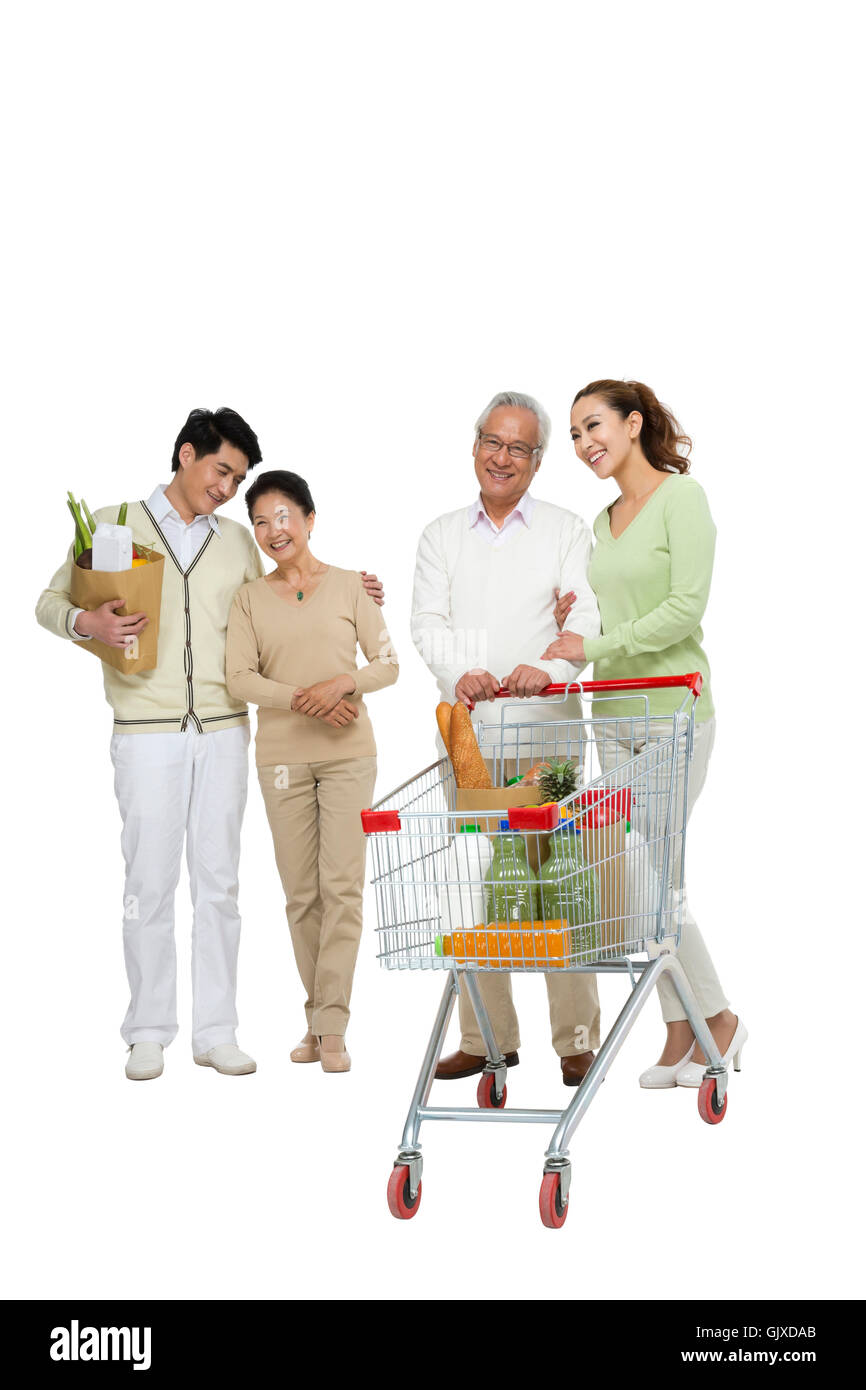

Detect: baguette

[436,702,452,756]
[450,702,492,789]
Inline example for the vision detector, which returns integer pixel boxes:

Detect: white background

[3,0,862,1301]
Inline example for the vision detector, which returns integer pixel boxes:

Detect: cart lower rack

[362,676,731,1229]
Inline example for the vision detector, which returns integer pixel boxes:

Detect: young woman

[541,380,746,1089]
[226,470,398,1073]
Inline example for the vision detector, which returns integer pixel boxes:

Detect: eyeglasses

[476,433,541,461]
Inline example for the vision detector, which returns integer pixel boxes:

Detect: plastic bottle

[539,820,600,958]
[484,819,539,929]
[92,522,133,572]
[438,824,493,941]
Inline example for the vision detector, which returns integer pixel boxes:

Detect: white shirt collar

[467,491,535,531]
[146,483,221,535]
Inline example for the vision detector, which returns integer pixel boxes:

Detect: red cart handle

[491,672,703,700]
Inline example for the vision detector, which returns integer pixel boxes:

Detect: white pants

[598,717,729,1025]
[110,725,250,1054]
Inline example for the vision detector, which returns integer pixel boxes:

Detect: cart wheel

[477,1072,507,1109]
[387,1164,422,1220]
[698,1075,728,1125]
[539,1172,569,1229]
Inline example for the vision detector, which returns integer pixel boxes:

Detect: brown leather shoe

[435,1049,519,1080]
[561,1051,597,1087]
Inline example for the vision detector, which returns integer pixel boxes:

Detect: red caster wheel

[539,1172,569,1229]
[387,1164,422,1220]
[698,1075,728,1125]
[477,1072,507,1108]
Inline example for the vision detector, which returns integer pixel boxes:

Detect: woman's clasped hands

[291,673,359,728]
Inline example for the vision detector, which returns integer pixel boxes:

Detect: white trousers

[598,716,728,1024]
[110,725,250,1053]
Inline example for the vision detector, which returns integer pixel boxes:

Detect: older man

[411,391,602,1085]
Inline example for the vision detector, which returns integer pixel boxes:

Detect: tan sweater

[36,501,264,733]
[226,567,399,765]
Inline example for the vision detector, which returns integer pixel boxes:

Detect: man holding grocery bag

[411,391,603,1086]
[37,408,267,1080]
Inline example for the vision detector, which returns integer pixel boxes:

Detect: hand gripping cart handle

[363,673,729,1228]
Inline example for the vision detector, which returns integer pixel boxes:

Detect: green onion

[67,499,85,558]
[81,498,97,534]
[117,501,128,527]
[67,492,92,551]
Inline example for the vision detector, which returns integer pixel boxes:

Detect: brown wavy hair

[572,379,692,474]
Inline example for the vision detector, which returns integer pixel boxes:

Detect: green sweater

[582,474,715,722]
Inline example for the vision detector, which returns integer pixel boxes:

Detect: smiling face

[250,491,314,565]
[472,405,541,514]
[175,439,250,515]
[569,394,642,481]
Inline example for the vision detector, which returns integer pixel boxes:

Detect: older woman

[226,469,398,1073]
[543,380,745,1090]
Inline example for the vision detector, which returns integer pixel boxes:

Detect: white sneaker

[193,1044,257,1076]
[676,1019,748,1087]
[126,1042,164,1081]
[639,1042,696,1089]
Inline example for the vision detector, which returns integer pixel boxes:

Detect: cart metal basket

[362,675,731,1228]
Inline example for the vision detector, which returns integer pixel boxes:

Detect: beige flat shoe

[290,1032,321,1063]
[319,1034,351,1073]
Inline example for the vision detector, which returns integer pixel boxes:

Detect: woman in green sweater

[542,380,746,1089]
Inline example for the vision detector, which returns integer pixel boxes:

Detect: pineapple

[537,758,578,803]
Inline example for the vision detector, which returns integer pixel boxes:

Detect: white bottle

[624,827,661,941]
[92,522,134,573]
[438,825,494,935]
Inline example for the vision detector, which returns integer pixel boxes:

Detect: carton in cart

[455,783,546,869]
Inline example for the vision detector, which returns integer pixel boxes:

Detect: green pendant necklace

[296,590,303,602]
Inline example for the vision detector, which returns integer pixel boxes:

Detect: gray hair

[474,391,551,456]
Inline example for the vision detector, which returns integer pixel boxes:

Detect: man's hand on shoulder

[501,665,551,698]
[454,670,501,707]
[360,571,385,607]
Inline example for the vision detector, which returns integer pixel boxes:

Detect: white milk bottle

[439,824,494,938]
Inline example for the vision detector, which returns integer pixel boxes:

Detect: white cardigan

[411,493,601,741]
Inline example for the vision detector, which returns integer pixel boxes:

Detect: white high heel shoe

[639,1042,696,1089]
[676,1019,748,1088]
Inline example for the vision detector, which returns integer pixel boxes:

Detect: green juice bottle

[484,819,539,927]
[539,820,600,957]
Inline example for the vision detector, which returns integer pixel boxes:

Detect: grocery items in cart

[436,919,569,966]
[448,701,493,788]
[536,757,578,802]
[437,824,493,943]
[539,819,600,956]
[484,819,540,926]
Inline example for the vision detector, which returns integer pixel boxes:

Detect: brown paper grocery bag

[69,546,164,674]
[455,785,550,871]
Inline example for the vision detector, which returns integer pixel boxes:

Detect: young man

[38,407,384,1081]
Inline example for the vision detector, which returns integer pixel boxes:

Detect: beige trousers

[458,753,601,1058]
[258,755,377,1037]
[597,717,728,1024]
[458,970,602,1058]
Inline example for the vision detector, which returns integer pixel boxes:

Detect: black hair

[244,469,316,521]
[171,407,263,473]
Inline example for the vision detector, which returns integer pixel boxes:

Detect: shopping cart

[362,675,730,1229]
